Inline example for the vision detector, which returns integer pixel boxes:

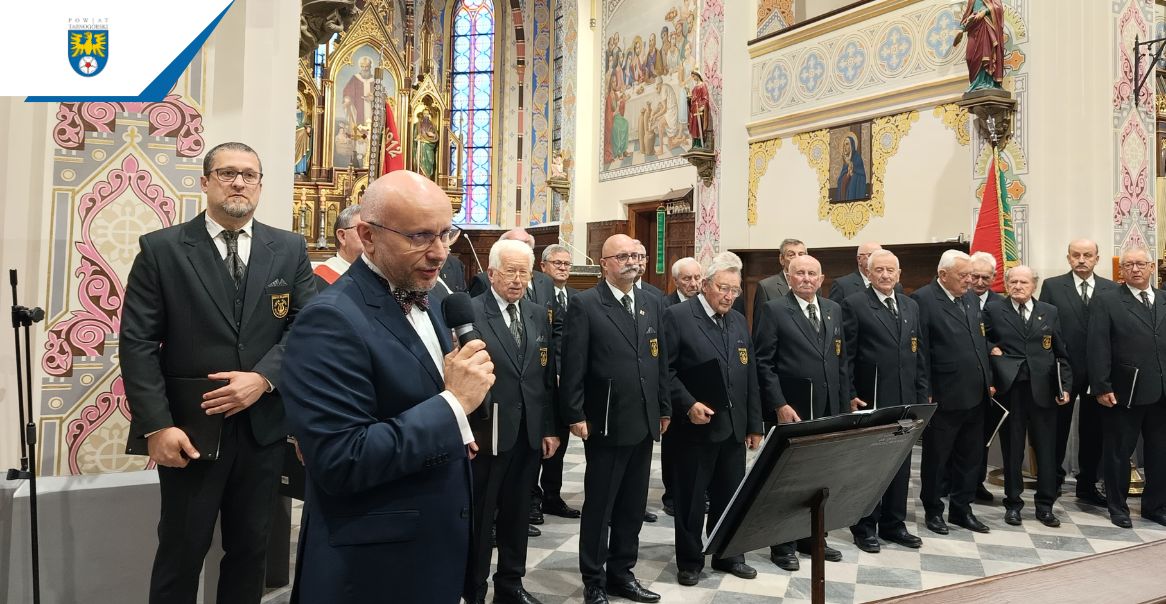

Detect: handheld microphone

[442,292,491,419]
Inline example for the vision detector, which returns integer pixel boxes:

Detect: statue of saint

[294,97,312,175]
[955,0,1005,92]
[686,70,711,150]
[414,107,439,180]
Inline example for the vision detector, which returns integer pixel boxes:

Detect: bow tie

[374,274,430,313]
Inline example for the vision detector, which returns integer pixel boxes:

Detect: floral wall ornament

[933,103,970,146]
[747,138,781,225]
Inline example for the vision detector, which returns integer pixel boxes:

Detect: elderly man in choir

[967,250,1004,503]
[841,250,926,553]
[752,238,807,331]
[660,256,703,516]
[1087,247,1166,529]
[312,204,363,289]
[912,250,993,535]
[984,265,1072,528]
[828,242,900,303]
[755,254,848,570]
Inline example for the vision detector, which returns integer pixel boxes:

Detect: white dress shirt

[491,288,522,328]
[607,280,634,309]
[205,214,253,265]
[793,294,820,321]
[1073,273,1096,300]
[1128,283,1155,305]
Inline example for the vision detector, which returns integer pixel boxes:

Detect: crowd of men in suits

[119,147,1166,604]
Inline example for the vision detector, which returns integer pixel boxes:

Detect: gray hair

[1004,264,1039,284]
[489,239,535,270]
[203,141,263,175]
[671,257,701,279]
[970,251,997,271]
[866,249,900,271]
[704,251,743,281]
[1121,246,1153,262]
[334,204,361,232]
[937,249,971,273]
[541,244,571,261]
[779,238,805,254]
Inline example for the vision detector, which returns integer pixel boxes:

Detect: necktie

[525,286,535,302]
[507,303,524,347]
[221,230,244,288]
[1141,290,1152,311]
[557,290,567,311]
[807,303,821,333]
[884,296,899,319]
[1080,281,1090,305]
[955,297,966,315]
[1018,303,1027,324]
[713,313,725,330]
[621,294,634,317]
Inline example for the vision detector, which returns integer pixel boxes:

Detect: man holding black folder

[120,142,317,603]
[755,254,849,571]
[1087,247,1166,528]
[840,250,926,553]
[984,265,1072,528]
[662,252,764,587]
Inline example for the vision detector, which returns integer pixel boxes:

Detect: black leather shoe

[676,569,699,586]
[493,587,543,604]
[950,513,990,533]
[1112,515,1133,529]
[542,499,581,519]
[1141,510,1166,527]
[529,507,545,525]
[1076,485,1107,506]
[711,561,757,579]
[528,524,541,537]
[643,511,658,523]
[583,586,609,604]
[796,542,842,562]
[878,528,922,549]
[854,535,880,553]
[975,484,995,503]
[1036,510,1061,528]
[1004,509,1022,526]
[770,551,799,571]
[662,503,675,517]
[607,580,660,603]
[925,515,949,535]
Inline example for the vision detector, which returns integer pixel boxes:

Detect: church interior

[3,0,1166,602]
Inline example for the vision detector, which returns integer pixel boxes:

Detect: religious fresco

[331,44,399,170]
[600,0,700,180]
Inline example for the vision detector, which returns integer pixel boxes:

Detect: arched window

[450,0,495,225]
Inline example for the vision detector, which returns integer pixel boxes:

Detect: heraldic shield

[69,29,108,77]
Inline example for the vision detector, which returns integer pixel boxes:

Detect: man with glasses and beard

[561,234,671,604]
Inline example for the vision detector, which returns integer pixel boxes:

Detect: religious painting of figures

[600,0,700,179]
[332,44,399,170]
[828,122,872,203]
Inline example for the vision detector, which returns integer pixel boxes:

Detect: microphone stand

[7,269,44,604]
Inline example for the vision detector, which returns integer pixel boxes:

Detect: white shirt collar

[860,273,871,288]
[793,293,819,314]
[1128,283,1154,303]
[676,290,690,302]
[697,293,716,318]
[607,280,633,306]
[205,213,253,239]
[1073,273,1095,290]
[491,287,521,318]
[937,281,959,303]
[978,291,990,308]
[1012,298,1034,315]
[873,288,896,305]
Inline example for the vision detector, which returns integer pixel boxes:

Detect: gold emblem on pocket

[980,322,986,337]
[835,338,842,356]
[547,308,553,324]
[1042,335,1052,350]
[911,336,918,353]
[540,347,548,366]
[649,337,659,358]
[271,293,290,319]
[738,347,748,364]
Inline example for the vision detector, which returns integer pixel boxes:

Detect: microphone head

[442,292,475,328]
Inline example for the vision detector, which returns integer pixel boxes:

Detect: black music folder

[678,358,732,410]
[989,354,1026,397]
[1113,364,1140,408]
[779,376,814,420]
[165,377,226,461]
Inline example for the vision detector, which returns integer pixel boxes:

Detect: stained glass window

[450,0,495,225]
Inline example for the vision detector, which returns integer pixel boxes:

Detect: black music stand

[706,404,935,604]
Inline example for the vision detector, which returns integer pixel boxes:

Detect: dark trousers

[921,405,984,519]
[466,435,540,599]
[851,454,910,539]
[1074,387,1104,488]
[660,429,675,508]
[150,415,284,604]
[1102,401,1166,518]
[672,437,745,572]
[1000,385,1058,513]
[532,424,571,507]
[579,437,653,590]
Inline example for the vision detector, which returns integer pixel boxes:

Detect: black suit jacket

[551,285,579,373]
[1087,286,1166,406]
[841,288,927,407]
[976,290,1005,311]
[1039,272,1117,392]
[441,255,468,292]
[755,292,848,421]
[664,291,682,307]
[752,272,790,335]
[560,282,670,446]
[984,299,1072,407]
[663,297,763,443]
[121,212,316,454]
[911,280,991,411]
[638,280,665,299]
[470,294,556,452]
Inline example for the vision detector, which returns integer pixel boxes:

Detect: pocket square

[267,278,289,288]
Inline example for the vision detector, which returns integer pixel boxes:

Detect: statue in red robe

[956,0,1005,92]
[687,70,711,150]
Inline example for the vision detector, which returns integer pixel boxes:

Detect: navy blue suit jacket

[283,258,470,603]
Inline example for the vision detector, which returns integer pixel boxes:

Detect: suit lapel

[867,290,898,338]
[599,284,637,349]
[352,261,445,389]
[785,294,823,358]
[1121,288,1154,329]
[520,301,542,373]
[1062,278,1087,326]
[239,223,275,330]
[1155,290,1166,330]
[999,300,1027,338]
[692,299,729,362]
[935,286,965,326]
[182,215,236,331]
[483,299,522,370]
[819,302,836,357]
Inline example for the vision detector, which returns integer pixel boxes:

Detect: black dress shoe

[711,561,757,579]
[1142,510,1166,527]
[925,515,949,535]
[676,569,699,586]
[854,535,880,553]
[1036,510,1061,528]
[529,507,545,525]
[583,586,609,604]
[1075,485,1107,506]
[643,511,658,523]
[796,542,842,562]
[975,484,995,503]
[493,586,543,604]
[770,551,799,571]
[878,528,922,549]
[1004,509,1022,526]
[607,579,660,603]
[528,524,541,537]
[541,499,582,519]
[1112,515,1133,529]
[662,503,675,517]
[950,513,990,533]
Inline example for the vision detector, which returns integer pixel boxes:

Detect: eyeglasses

[711,282,742,297]
[364,220,462,249]
[545,260,572,269]
[1122,261,1152,269]
[497,268,532,280]
[602,252,646,263]
[207,168,263,185]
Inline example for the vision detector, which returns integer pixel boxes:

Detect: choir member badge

[547,308,553,324]
[540,347,549,366]
[1042,335,1052,350]
[980,322,986,337]
[834,338,842,356]
[271,293,290,319]
[911,336,918,353]
[738,347,748,365]
[649,338,659,357]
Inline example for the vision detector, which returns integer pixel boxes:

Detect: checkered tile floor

[264,442,1166,603]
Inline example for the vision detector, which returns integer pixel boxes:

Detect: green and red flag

[970,146,1019,292]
